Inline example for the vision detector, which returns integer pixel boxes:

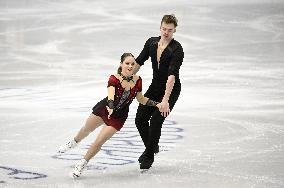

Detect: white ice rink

[1,0,284,187]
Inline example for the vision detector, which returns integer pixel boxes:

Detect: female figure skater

[57,53,161,178]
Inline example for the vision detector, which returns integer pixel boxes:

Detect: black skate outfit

[135,36,184,169]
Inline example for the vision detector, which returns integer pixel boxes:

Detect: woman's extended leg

[58,114,104,153]
[72,125,117,177]
[84,125,117,161]
[74,113,104,142]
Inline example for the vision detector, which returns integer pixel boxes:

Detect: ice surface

[1,0,284,187]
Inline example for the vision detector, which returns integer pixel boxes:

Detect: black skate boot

[140,156,154,170]
[138,145,159,163]
[154,145,159,154]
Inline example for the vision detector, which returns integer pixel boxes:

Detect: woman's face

[121,56,136,76]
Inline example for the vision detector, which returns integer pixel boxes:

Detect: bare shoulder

[113,74,120,79]
[133,74,141,82]
[113,73,122,82]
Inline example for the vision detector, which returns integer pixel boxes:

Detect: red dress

[92,75,142,131]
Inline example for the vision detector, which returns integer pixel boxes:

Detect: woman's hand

[106,106,113,119]
[156,103,162,110]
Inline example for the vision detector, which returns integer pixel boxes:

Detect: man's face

[160,22,176,40]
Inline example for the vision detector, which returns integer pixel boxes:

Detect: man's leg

[135,104,155,147]
[140,89,180,169]
[148,111,165,155]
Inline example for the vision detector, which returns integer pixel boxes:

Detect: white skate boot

[58,139,77,153]
[72,159,88,178]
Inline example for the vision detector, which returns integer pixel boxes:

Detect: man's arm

[160,75,175,117]
[135,38,152,74]
[160,42,184,117]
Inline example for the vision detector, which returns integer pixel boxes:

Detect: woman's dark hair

[117,53,135,74]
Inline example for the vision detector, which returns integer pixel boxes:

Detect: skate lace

[67,141,72,148]
[75,161,87,171]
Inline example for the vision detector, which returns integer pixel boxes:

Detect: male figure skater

[134,14,184,169]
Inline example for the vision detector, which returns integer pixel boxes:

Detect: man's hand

[159,100,170,117]
[159,75,175,117]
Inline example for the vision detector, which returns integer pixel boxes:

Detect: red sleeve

[107,75,119,87]
[136,77,142,92]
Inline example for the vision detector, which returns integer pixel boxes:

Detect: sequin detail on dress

[116,89,130,110]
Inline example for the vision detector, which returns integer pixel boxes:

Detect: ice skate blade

[69,172,80,179]
[140,168,151,173]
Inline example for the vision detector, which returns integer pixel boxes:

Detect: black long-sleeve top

[136,36,184,93]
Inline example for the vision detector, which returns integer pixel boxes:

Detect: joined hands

[157,100,170,117]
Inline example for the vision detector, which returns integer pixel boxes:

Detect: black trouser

[135,83,181,159]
